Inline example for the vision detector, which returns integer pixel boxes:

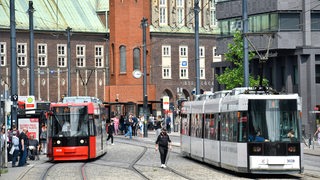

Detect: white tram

[181,87,303,174]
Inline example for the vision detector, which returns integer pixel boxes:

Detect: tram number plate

[268,158,284,165]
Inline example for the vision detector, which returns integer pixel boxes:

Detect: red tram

[47,97,108,161]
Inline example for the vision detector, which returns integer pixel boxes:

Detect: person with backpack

[155,128,172,168]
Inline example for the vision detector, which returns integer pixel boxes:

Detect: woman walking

[155,128,172,168]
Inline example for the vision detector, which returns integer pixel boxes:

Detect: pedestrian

[314,126,320,146]
[40,124,47,154]
[28,134,40,160]
[166,115,171,133]
[113,115,119,135]
[18,128,29,166]
[107,121,115,145]
[11,131,19,167]
[155,128,172,168]
[124,114,133,139]
[138,116,144,138]
[154,115,162,140]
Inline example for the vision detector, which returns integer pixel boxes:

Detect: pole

[141,17,148,137]
[29,1,35,95]
[66,27,72,96]
[194,0,200,95]
[242,0,249,87]
[10,0,18,127]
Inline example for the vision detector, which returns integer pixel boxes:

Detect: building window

[179,46,188,79]
[163,68,171,78]
[57,44,67,67]
[17,43,27,67]
[200,46,205,79]
[133,47,140,70]
[159,0,167,25]
[213,47,221,62]
[198,0,202,27]
[177,0,185,26]
[95,45,104,68]
[179,46,188,57]
[279,13,300,31]
[162,45,171,56]
[311,12,320,30]
[76,45,86,67]
[316,65,320,84]
[38,44,47,67]
[180,68,188,79]
[210,0,217,26]
[120,45,126,73]
[162,45,171,79]
[0,42,6,66]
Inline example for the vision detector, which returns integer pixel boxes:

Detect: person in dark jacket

[107,121,115,145]
[155,128,172,168]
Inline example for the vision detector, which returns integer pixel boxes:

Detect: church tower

[106,0,156,114]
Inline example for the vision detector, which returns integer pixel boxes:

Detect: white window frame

[180,68,188,79]
[17,43,27,67]
[38,44,47,67]
[213,46,221,62]
[0,42,6,66]
[177,0,185,26]
[200,46,205,79]
[162,45,171,79]
[179,46,188,57]
[162,67,171,79]
[159,0,167,25]
[76,45,86,67]
[179,45,188,79]
[57,44,67,67]
[95,45,104,68]
[162,45,171,56]
[210,0,217,27]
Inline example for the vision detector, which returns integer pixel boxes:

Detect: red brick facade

[105,0,156,107]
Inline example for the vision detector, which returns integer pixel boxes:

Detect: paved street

[1,131,320,179]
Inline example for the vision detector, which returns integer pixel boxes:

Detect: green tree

[216,31,268,90]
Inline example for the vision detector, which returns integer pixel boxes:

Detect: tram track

[114,139,195,180]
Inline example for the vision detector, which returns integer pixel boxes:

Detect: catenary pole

[243,0,249,87]
[141,17,148,137]
[29,1,35,95]
[194,0,200,95]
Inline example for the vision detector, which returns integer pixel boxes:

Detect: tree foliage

[216,31,268,90]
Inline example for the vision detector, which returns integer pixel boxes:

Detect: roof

[0,0,107,33]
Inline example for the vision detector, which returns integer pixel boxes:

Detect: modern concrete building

[215,0,320,135]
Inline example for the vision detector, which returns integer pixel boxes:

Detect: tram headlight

[252,146,262,152]
[57,140,61,145]
[288,146,296,153]
[80,139,84,144]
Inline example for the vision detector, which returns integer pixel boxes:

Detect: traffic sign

[11,94,18,101]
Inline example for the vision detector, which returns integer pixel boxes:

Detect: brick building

[0,0,220,117]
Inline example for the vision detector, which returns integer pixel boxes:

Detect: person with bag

[155,128,172,168]
[11,131,19,167]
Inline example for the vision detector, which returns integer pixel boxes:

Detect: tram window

[181,114,189,135]
[89,119,95,136]
[238,112,248,142]
[205,114,218,140]
[191,114,203,138]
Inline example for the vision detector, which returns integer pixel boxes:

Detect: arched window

[133,47,140,70]
[120,45,126,73]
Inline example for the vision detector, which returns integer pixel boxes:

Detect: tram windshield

[247,99,300,142]
[50,106,89,137]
